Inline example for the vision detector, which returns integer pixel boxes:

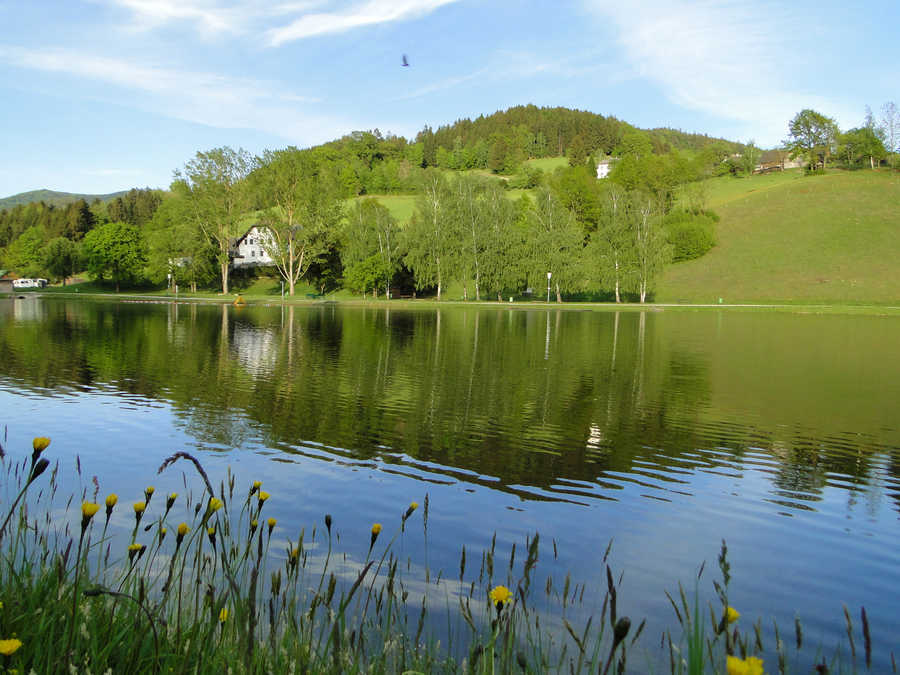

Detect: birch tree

[174,147,254,294]
[256,148,343,296]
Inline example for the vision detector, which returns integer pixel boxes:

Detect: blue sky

[1,0,897,196]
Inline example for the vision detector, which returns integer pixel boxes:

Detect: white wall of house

[597,161,612,179]
[232,226,275,268]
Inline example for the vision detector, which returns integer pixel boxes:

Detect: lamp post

[546,271,552,303]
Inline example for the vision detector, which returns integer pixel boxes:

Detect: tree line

[3,103,897,301]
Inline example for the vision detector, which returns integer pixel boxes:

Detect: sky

[1,0,898,197]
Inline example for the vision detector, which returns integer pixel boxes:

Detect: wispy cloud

[0,44,344,144]
[266,0,460,46]
[104,0,246,34]
[584,0,850,144]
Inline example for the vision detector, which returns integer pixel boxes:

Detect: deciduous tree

[81,221,147,292]
[174,147,254,294]
[256,148,343,296]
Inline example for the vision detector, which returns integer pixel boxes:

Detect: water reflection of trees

[0,299,897,510]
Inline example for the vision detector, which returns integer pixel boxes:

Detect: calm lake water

[1,296,899,670]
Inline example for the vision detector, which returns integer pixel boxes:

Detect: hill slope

[658,170,900,304]
[0,189,127,210]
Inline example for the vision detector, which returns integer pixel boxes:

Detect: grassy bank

[0,436,890,674]
[659,170,900,304]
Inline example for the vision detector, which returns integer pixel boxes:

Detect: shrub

[664,209,717,262]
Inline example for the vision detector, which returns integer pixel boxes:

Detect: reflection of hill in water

[0,298,898,512]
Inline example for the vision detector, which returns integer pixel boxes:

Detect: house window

[251,250,256,257]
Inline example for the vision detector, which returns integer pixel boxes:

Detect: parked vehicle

[12,278,47,289]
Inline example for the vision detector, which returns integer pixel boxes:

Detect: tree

[145,193,217,293]
[255,148,343,296]
[881,102,898,170]
[524,188,584,302]
[342,199,401,298]
[404,170,454,299]
[2,225,46,277]
[630,194,670,302]
[785,109,839,171]
[174,147,254,294]
[587,184,634,303]
[81,222,147,292]
[43,237,78,285]
[740,140,762,176]
[838,127,886,169]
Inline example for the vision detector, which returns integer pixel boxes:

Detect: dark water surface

[1,297,898,669]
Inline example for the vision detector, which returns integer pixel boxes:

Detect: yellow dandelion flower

[267,517,276,530]
[32,437,51,453]
[489,585,512,610]
[105,494,118,508]
[145,486,155,496]
[410,501,419,510]
[133,502,146,514]
[207,526,216,536]
[219,607,229,623]
[726,655,764,675]
[128,543,143,551]
[81,502,100,518]
[726,606,740,624]
[0,638,23,655]
[371,523,382,536]
[257,491,270,505]
[208,497,223,512]
[177,522,190,536]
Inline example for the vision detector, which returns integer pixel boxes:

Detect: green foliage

[175,146,256,294]
[786,109,839,170]
[342,198,401,297]
[2,225,47,277]
[42,236,79,284]
[81,221,148,291]
[255,148,344,295]
[664,210,717,262]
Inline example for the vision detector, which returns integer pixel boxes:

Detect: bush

[664,210,717,262]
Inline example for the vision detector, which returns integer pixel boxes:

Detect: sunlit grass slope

[658,170,900,304]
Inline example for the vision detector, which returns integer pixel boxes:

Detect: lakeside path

[11,290,900,316]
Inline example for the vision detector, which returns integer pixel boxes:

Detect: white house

[596,157,617,179]
[231,225,275,269]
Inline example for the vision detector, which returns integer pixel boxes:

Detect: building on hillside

[755,150,806,173]
[231,225,275,269]
[596,157,618,179]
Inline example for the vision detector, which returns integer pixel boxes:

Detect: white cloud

[584,0,854,145]
[266,0,460,46]
[0,45,344,145]
[104,0,246,34]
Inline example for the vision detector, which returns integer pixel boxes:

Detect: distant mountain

[0,189,128,211]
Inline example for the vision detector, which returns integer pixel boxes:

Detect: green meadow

[659,170,900,304]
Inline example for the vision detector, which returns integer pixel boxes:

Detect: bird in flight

[401,54,410,67]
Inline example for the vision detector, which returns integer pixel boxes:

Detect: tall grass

[0,435,892,673]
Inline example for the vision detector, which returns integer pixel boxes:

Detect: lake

[1,296,898,671]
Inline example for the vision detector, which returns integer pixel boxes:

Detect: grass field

[658,170,900,304]
[523,157,568,172]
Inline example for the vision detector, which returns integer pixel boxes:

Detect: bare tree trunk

[221,260,229,294]
[555,282,562,303]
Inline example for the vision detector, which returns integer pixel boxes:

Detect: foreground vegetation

[1,436,891,673]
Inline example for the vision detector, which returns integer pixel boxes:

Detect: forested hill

[417,104,743,166]
[0,189,128,210]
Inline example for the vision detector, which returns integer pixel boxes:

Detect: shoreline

[9,289,900,316]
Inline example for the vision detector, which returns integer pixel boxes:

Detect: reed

[0,437,891,674]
